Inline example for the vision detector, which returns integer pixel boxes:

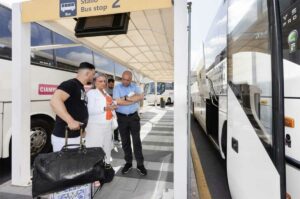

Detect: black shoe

[121,163,132,174]
[137,165,147,176]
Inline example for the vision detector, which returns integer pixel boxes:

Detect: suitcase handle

[61,144,87,153]
[64,126,85,149]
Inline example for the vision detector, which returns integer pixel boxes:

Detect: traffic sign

[21,0,173,22]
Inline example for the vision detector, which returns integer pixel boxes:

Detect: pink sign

[38,84,58,95]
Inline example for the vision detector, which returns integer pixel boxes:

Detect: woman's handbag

[32,127,115,198]
[112,111,118,130]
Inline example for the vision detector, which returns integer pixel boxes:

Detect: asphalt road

[0,158,11,185]
[191,116,232,199]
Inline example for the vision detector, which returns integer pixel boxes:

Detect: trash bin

[160,97,165,108]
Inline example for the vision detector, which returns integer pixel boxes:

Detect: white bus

[192,0,300,198]
[144,82,174,105]
[0,4,132,160]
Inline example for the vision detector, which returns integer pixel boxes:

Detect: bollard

[160,97,165,108]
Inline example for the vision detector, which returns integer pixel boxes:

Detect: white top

[87,89,112,124]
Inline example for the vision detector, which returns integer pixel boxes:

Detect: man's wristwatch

[124,96,127,101]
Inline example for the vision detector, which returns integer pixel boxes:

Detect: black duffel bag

[32,128,115,198]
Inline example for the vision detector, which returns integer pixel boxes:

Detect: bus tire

[221,121,227,159]
[30,119,53,160]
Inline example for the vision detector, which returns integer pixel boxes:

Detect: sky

[190,0,222,70]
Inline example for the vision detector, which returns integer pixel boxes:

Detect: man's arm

[115,97,136,105]
[113,85,135,106]
[50,89,81,130]
[127,93,144,102]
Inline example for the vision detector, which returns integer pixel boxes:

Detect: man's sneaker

[121,163,132,174]
[137,165,147,176]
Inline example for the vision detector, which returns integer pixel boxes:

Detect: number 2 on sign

[112,0,120,8]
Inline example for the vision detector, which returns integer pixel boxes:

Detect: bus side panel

[284,60,300,98]
[193,95,206,132]
[0,103,3,157]
[30,65,76,100]
[286,164,300,199]
[2,100,55,158]
[227,88,280,199]
[149,94,156,104]
[284,59,300,199]
[2,103,12,158]
[30,101,55,119]
[198,97,206,132]
[0,59,12,102]
[218,95,227,158]
[284,99,300,161]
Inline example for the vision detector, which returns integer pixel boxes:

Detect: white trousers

[51,134,82,152]
[85,122,113,164]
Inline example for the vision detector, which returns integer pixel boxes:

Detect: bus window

[204,3,227,70]
[225,0,286,198]
[165,82,174,90]
[228,0,273,149]
[150,82,155,94]
[115,63,127,77]
[144,82,155,95]
[157,82,166,95]
[31,23,55,67]
[53,32,74,45]
[55,46,93,71]
[143,83,149,95]
[93,52,114,74]
[0,6,11,60]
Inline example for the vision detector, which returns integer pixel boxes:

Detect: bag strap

[64,126,85,149]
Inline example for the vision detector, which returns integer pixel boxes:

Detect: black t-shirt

[52,78,88,138]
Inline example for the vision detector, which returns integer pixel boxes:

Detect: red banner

[38,84,58,95]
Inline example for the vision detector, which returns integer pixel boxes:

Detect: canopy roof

[41,8,174,82]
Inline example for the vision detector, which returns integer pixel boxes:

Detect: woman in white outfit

[85,73,117,164]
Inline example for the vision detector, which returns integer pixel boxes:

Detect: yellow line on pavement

[191,135,212,199]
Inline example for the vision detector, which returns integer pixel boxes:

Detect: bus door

[279,0,300,198]
[227,0,285,198]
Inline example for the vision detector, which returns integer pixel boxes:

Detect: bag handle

[64,125,85,149]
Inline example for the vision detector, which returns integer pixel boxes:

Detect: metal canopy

[40,8,174,82]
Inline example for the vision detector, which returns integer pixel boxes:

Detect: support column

[11,2,31,186]
[174,0,188,198]
[154,81,158,107]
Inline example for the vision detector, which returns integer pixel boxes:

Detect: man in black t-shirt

[50,62,95,152]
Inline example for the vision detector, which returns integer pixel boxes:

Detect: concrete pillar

[174,0,188,198]
[11,2,31,186]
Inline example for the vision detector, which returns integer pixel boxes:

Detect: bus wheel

[30,119,53,159]
[167,98,172,104]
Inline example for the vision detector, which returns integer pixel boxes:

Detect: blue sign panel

[60,0,77,17]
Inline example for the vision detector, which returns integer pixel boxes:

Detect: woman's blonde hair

[92,72,107,89]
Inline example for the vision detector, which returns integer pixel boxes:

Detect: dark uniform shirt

[52,78,88,138]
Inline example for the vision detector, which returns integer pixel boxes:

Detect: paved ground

[0,105,201,199]
[0,158,11,184]
[94,106,174,199]
[191,116,231,199]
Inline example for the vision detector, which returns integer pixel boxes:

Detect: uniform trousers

[116,112,144,166]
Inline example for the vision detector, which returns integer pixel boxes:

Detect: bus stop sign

[21,0,173,22]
